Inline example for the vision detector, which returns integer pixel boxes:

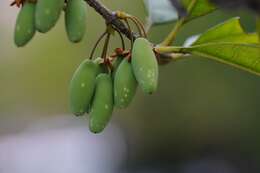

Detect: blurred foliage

[0,0,260,169]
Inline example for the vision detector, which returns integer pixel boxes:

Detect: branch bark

[84,0,138,39]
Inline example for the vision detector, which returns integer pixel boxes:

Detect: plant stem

[167,53,187,61]
[84,0,184,63]
[160,18,185,46]
[90,31,107,59]
[84,0,138,40]
[155,46,184,54]
[160,0,198,46]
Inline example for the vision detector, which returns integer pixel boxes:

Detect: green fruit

[69,59,101,116]
[112,56,123,77]
[14,2,36,47]
[65,0,87,43]
[132,38,158,94]
[89,73,114,133]
[114,59,137,108]
[35,0,64,33]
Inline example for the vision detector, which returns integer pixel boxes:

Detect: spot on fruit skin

[14,2,36,47]
[35,0,64,33]
[132,38,158,94]
[69,59,101,116]
[114,59,137,109]
[65,0,87,43]
[89,74,113,134]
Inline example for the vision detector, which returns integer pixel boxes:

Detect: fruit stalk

[83,0,177,63]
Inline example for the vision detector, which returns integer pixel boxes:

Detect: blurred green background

[1,0,260,172]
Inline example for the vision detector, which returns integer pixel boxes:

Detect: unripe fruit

[69,59,102,116]
[14,2,36,47]
[89,74,114,133]
[114,59,137,108]
[35,0,64,33]
[65,0,87,43]
[112,56,123,77]
[132,38,158,94]
[85,58,104,115]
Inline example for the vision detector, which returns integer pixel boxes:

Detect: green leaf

[192,17,259,45]
[182,43,260,75]
[181,0,216,20]
[143,0,178,25]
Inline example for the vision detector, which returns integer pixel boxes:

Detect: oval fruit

[69,59,101,116]
[132,38,158,94]
[35,0,64,33]
[89,73,114,133]
[112,56,123,77]
[14,2,36,47]
[114,58,137,108]
[65,0,87,43]
[86,57,104,114]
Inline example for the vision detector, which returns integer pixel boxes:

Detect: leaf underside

[143,0,178,25]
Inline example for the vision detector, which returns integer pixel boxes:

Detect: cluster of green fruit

[70,38,159,133]
[14,0,87,47]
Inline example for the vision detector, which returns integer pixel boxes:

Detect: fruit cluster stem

[84,0,187,63]
[160,18,185,46]
[160,0,198,46]
[155,46,183,54]
[84,0,138,40]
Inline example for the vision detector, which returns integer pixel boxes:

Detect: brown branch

[84,0,138,40]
